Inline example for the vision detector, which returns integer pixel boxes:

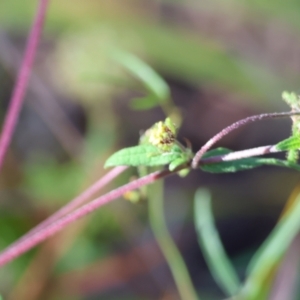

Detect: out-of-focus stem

[4,166,127,250]
[148,180,199,300]
[0,168,171,267]
[0,136,298,267]
[0,0,49,172]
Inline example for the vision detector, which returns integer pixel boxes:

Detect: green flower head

[146,118,177,152]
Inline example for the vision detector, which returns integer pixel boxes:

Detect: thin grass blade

[243,192,300,299]
[194,188,241,296]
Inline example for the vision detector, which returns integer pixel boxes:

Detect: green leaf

[258,158,300,172]
[201,148,263,173]
[202,148,232,157]
[282,91,300,111]
[168,157,188,171]
[194,188,241,296]
[201,148,300,173]
[201,159,264,173]
[104,144,182,168]
[242,192,300,300]
[169,155,191,177]
[23,161,84,204]
[287,149,299,163]
[112,50,170,102]
[275,136,300,151]
[130,95,160,110]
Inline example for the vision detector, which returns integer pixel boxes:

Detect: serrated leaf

[112,50,170,102]
[275,136,300,151]
[104,144,182,168]
[194,188,241,296]
[130,95,160,110]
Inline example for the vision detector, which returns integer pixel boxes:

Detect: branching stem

[2,105,300,268]
[0,168,171,267]
[4,166,127,251]
[192,111,300,168]
[0,141,294,267]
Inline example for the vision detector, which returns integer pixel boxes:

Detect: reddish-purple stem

[2,0,300,273]
[0,141,295,267]
[0,0,49,171]
[192,111,300,168]
[4,166,127,251]
[0,168,171,267]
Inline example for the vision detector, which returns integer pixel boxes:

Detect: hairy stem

[4,166,127,252]
[0,168,171,267]
[0,0,49,172]
[0,141,296,266]
[192,111,300,168]
[148,180,199,300]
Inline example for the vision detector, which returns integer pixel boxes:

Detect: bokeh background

[0,0,300,299]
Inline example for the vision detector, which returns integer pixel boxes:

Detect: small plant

[2,1,300,299]
[1,57,300,299]
[102,87,300,300]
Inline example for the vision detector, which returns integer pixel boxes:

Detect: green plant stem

[148,180,199,300]
[194,188,240,296]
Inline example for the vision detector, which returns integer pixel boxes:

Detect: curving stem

[192,111,300,169]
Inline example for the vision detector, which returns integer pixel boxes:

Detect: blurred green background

[1,0,300,299]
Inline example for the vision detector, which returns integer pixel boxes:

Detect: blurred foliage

[1,0,300,299]
[57,206,124,273]
[194,188,240,297]
[23,161,84,205]
[0,1,290,105]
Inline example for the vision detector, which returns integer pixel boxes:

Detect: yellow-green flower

[146,118,177,151]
